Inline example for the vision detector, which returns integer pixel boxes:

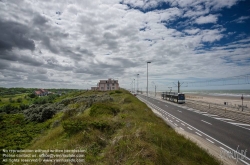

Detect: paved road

[138,94,250,165]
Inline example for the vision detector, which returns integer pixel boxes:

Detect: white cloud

[184,28,200,35]
[0,0,248,90]
[195,14,218,24]
[232,16,250,23]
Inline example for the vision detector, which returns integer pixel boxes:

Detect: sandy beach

[186,93,250,111]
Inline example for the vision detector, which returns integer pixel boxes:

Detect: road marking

[187,127,192,130]
[181,123,185,126]
[180,127,184,130]
[166,117,168,120]
[201,120,212,125]
[195,132,202,136]
[203,114,218,117]
[170,120,172,122]
[174,123,178,126]
[227,122,250,126]
[165,105,168,107]
[206,138,214,144]
[177,110,182,113]
[214,117,234,121]
[176,120,179,122]
[220,147,227,151]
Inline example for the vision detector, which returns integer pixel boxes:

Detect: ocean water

[182,89,250,98]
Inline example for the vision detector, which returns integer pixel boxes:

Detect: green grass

[3,89,221,165]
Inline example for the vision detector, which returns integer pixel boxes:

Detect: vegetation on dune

[1,88,221,165]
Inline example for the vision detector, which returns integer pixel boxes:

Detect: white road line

[170,120,172,122]
[206,138,214,144]
[165,105,168,107]
[176,120,179,122]
[195,132,202,136]
[180,127,184,130]
[201,120,212,125]
[178,110,182,113]
[203,114,218,117]
[187,127,192,130]
[181,123,185,126]
[220,147,227,151]
[214,117,234,121]
[174,123,178,126]
[227,122,250,126]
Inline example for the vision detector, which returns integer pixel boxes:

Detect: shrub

[62,119,88,134]
[28,93,36,98]
[17,98,22,103]
[24,104,61,122]
[20,104,29,110]
[123,96,132,104]
[89,103,120,117]
[0,104,20,114]
[115,90,122,93]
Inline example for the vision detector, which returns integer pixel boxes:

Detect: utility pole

[134,79,135,93]
[155,85,156,97]
[137,74,139,94]
[147,61,151,97]
[178,81,180,93]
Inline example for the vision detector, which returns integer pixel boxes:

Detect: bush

[17,98,22,103]
[89,103,120,117]
[20,104,29,110]
[0,104,20,114]
[28,93,36,98]
[115,90,122,94]
[62,119,88,134]
[24,104,61,122]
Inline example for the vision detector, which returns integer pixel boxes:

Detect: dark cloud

[0,60,9,69]
[0,50,43,66]
[0,19,35,51]
[33,14,48,25]
[41,36,59,54]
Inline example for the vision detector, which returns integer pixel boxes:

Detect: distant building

[91,78,119,91]
[34,89,48,96]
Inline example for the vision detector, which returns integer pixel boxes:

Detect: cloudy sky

[0,0,249,90]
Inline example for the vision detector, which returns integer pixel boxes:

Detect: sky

[0,0,250,91]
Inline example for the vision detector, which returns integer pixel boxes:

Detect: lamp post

[134,79,135,93]
[137,74,139,94]
[147,61,151,97]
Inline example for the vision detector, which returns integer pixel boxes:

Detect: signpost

[241,94,244,111]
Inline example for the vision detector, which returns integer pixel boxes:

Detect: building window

[112,87,115,89]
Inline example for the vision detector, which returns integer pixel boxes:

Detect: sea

[181,89,250,98]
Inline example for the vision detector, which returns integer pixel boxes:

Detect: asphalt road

[138,94,250,165]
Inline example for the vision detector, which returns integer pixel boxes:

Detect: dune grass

[9,89,221,165]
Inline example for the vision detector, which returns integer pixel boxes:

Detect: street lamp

[134,79,135,93]
[137,74,139,94]
[147,61,151,97]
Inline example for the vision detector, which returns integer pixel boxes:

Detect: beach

[185,93,250,111]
